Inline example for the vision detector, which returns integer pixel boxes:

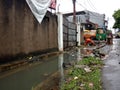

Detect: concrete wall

[63,17,77,49]
[0,0,58,62]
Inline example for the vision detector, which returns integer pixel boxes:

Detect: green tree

[113,9,120,29]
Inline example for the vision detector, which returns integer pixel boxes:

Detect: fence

[63,17,77,49]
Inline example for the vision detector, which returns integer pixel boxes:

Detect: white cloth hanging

[26,0,51,23]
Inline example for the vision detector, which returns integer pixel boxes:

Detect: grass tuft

[61,56,104,90]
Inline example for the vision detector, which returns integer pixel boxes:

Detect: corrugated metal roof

[64,10,105,28]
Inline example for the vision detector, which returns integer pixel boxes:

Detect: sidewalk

[102,39,120,90]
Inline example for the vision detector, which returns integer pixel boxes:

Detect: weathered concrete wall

[0,0,58,62]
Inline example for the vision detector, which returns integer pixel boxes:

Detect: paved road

[102,39,120,90]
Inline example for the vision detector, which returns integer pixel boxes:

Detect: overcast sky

[57,0,120,31]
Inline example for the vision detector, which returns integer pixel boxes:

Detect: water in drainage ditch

[0,48,100,90]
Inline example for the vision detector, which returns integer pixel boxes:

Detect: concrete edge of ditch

[0,51,62,73]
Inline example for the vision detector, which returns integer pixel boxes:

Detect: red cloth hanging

[50,0,56,9]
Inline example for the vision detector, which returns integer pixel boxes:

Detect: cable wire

[87,0,98,12]
[76,0,103,19]
[76,0,87,10]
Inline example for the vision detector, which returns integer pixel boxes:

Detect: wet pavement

[102,39,120,90]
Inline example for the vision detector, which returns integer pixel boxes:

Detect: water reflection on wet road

[102,39,120,90]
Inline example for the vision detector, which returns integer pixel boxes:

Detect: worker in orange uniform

[84,37,96,46]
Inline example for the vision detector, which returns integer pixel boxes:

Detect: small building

[64,10,106,42]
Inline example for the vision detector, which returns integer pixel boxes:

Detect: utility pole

[72,0,76,23]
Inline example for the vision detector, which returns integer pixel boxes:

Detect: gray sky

[57,0,120,30]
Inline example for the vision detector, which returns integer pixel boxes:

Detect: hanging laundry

[50,0,56,9]
[26,0,51,23]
